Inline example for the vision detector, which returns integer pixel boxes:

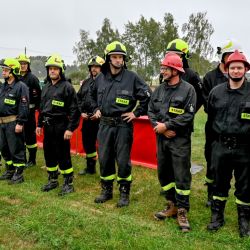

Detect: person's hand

[64,130,73,140]
[90,110,101,120]
[15,124,23,133]
[81,113,89,120]
[153,122,167,134]
[36,127,42,136]
[163,130,176,138]
[121,112,136,123]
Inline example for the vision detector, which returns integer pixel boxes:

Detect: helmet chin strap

[228,71,245,82]
[229,75,244,82]
[110,61,123,70]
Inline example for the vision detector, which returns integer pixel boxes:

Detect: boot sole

[154,213,177,221]
[94,197,113,203]
[207,221,225,231]
[8,179,24,185]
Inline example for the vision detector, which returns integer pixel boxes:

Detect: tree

[73,18,120,66]
[73,30,92,66]
[159,13,179,57]
[182,12,214,75]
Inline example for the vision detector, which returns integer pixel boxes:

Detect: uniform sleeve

[65,85,80,132]
[190,72,203,112]
[17,84,30,125]
[32,75,42,110]
[207,91,216,131]
[133,75,152,117]
[147,90,158,128]
[89,79,99,112]
[77,84,84,113]
[37,86,46,128]
[202,73,212,113]
[165,86,196,131]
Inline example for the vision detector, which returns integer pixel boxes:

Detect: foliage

[73,12,214,83]
[73,18,120,66]
[182,12,214,75]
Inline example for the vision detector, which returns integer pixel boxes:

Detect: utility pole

[25,46,27,55]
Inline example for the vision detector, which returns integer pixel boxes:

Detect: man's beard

[229,74,244,82]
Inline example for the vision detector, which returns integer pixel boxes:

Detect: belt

[100,116,129,127]
[29,104,35,109]
[215,134,250,149]
[0,115,17,124]
[43,116,67,125]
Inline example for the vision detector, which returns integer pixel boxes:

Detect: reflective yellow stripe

[162,182,175,191]
[205,177,214,184]
[86,152,97,158]
[213,196,227,201]
[169,107,184,115]
[117,175,132,182]
[100,174,116,181]
[47,166,58,172]
[60,168,74,174]
[241,113,250,120]
[116,98,129,105]
[236,198,250,206]
[175,188,190,195]
[13,163,25,167]
[52,100,64,107]
[6,160,13,166]
[26,144,37,149]
[4,98,16,105]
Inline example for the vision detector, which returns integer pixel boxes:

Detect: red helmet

[225,50,250,70]
[161,52,185,73]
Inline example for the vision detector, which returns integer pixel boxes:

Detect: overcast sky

[0,0,249,65]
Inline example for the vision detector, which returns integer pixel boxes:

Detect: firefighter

[0,58,29,184]
[202,40,242,207]
[207,50,250,237]
[90,41,151,207]
[77,56,104,175]
[36,54,80,196]
[16,54,41,168]
[148,53,196,232]
[165,38,202,112]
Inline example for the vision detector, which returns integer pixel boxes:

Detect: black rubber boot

[207,200,226,231]
[8,167,24,185]
[79,158,96,175]
[94,181,113,203]
[0,169,15,180]
[0,163,15,180]
[237,204,250,238]
[25,147,37,168]
[58,175,74,196]
[206,183,214,207]
[117,182,131,208]
[41,171,59,192]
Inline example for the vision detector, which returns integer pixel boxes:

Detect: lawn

[0,109,249,250]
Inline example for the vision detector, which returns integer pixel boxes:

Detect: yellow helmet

[45,54,65,73]
[167,39,189,58]
[16,53,30,64]
[0,58,20,76]
[104,41,127,58]
[88,56,105,67]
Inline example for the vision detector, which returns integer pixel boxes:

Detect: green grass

[0,109,249,250]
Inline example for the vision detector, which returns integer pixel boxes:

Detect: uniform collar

[48,79,63,88]
[164,79,182,89]
[107,68,124,82]
[4,79,17,89]
[226,80,248,94]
